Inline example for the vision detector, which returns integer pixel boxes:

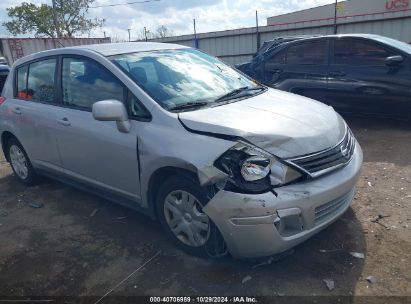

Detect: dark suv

[0,64,9,93]
[236,34,411,119]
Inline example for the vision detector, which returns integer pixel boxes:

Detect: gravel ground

[0,116,410,302]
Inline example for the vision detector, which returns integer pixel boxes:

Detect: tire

[6,138,39,186]
[156,175,227,258]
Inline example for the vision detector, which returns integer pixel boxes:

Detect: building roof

[65,41,188,56]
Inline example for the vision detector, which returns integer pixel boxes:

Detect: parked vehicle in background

[236,34,411,120]
[0,42,362,258]
[0,57,7,65]
[0,65,9,93]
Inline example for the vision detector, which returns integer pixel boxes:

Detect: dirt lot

[0,117,410,302]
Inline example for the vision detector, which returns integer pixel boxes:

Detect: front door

[327,37,411,118]
[54,56,142,202]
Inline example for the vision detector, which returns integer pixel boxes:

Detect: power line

[89,0,161,9]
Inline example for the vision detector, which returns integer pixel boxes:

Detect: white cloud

[0,0,335,39]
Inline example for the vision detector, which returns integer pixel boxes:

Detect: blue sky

[0,0,334,39]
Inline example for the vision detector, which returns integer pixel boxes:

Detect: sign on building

[385,0,409,10]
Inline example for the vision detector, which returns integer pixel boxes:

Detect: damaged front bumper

[203,143,363,258]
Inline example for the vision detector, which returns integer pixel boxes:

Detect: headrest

[129,67,147,84]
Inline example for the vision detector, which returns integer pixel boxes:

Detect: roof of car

[266,33,386,43]
[64,41,188,56]
[335,34,384,39]
[10,41,190,67]
[255,34,392,58]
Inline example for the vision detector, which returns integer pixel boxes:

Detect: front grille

[315,190,354,224]
[287,128,355,177]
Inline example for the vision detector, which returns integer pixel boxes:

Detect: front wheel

[156,175,227,258]
[6,138,39,185]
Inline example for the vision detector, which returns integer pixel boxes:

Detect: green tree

[3,0,104,38]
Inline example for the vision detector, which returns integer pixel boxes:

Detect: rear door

[261,39,329,100]
[11,58,63,172]
[54,56,144,202]
[327,37,411,117]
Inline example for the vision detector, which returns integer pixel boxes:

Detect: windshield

[110,48,259,110]
[372,36,411,54]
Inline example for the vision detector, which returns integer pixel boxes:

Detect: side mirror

[385,55,403,67]
[92,100,130,133]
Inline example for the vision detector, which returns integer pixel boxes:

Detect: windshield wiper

[169,101,209,112]
[215,86,266,103]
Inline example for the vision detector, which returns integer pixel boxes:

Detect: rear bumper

[203,142,363,258]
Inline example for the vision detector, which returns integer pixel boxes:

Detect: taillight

[0,97,6,105]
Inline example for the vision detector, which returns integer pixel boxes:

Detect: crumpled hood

[178,89,347,159]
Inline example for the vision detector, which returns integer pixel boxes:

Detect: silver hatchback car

[0,42,362,258]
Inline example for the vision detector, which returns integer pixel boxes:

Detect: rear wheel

[156,175,227,257]
[6,138,39,185]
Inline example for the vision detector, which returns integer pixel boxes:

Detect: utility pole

[103,31,106,38]
[333,0,338,34]
[256,10,260,50]
[144,27,148,41]
[51,0,62,38]
[193,19,198,48]
[127,28,131,41]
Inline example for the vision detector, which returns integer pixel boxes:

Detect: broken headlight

[214,142,303,194]
[241,156,271,181]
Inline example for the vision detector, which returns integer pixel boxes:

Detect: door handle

[272,68,283,73]
[57,117,71,126]
[329,71,346,77]
[12,107,22,115]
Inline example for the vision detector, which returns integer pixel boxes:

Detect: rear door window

[62,57,125,110]
[333,39,394,66]
[27,59,57,103]
[286,41,327,65]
